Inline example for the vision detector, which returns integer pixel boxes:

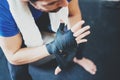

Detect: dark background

[78,0,120,80]
[0,0,120,80]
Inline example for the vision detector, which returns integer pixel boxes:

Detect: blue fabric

[8,63,32,80]
[0,0,19,37]
[0,0,42,37]
[0,48,11,80]
[67,0,71,2]
[29,59,88,80]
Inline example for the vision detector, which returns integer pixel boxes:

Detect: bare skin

[73,57,97,75]
[55,57,97,75]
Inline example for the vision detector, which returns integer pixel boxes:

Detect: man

[0,0,96,80]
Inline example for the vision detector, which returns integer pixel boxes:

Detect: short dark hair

[29,0,38,3]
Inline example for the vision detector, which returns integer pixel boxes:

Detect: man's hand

[71,20,90,44]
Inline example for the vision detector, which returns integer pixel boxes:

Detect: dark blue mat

[0,48,11,80]
[79,0,120,80]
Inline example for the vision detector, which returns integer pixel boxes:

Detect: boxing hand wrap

[58,48,77,70]
[46,23,77,54]
[46,23,77,70]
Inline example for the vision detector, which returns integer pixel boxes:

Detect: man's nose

[58,0,68,7]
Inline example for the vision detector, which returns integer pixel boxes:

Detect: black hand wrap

[46,23,77,55]
[57,48,77,70]
[46,23,77,70]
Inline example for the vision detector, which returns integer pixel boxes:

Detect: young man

[0,0,96,80]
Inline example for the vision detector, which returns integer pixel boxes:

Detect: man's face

[29,0,69,12]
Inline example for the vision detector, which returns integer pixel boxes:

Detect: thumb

[54,66,62,75]
[56,23,65,35]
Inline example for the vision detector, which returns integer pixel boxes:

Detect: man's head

[23,0,69,12]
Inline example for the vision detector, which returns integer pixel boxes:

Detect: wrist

[46,41,59,54]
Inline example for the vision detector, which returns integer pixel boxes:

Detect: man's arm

[0,0,89,67]
[0,21,89,66]
[0,33,50,65]
[68,0,82,27]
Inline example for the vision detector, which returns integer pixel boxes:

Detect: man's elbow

[8,57,22,65]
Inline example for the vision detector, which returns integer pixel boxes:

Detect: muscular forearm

[68,14,81,28]
[0,34,50,65]
[68,0,82,28]
[9,45,50,65]
[0,33,51,65]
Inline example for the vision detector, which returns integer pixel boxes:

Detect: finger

[92,65,97,75]
[73,57,77,63]
[77,39,88,44]
[54,66,62,75]
[75,31,90,41]
[71,20,85,32]
[73,25,90,37]
[57,23,65,35]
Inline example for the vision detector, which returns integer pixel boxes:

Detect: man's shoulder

[0,0,9,9]
[0,0,19,37]
[0,0,10,15]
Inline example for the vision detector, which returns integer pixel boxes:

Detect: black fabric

[35,12,54,33]
[58,48,77,69]
[46,23,77,54]
[76,43,84,59]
